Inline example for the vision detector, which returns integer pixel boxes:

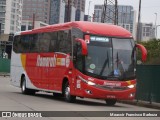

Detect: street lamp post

[154,13,157,38]
[32,13,35,29]
[136,0,142,41]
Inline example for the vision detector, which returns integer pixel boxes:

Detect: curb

[118,100,160,110]
[0,73,10,77]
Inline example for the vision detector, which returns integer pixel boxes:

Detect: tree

[137,39,160,65]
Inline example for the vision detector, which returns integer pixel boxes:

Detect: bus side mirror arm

[75,38,88,56]
[136,44,147,62]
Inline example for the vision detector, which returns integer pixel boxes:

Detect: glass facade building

[94,5,136,37]
[50,0,65,24]
[22,0,51,24]
[0,0,23,34]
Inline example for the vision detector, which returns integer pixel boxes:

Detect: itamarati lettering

[36,55,56,67]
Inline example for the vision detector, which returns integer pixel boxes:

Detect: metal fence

[136,65,160,103]
[0,58,10,73]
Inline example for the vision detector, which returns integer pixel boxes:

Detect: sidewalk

[119,100,160,110]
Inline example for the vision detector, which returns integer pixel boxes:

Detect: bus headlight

[87,81,96,86]
[78,76,96,86]
[127,84,135,89]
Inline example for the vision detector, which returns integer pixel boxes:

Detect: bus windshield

[85,36,136,81]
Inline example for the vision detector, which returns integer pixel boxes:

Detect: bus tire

[64,81,76,103]
[21,77,35,95]
[105,99,117,106]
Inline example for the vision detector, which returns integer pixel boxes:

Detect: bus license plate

[107,95,116,99]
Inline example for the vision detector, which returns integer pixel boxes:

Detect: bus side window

[73,42,83,72]
[49,32,58,52]
[68,30,72,54]
[21,35,30,53]
[30,34,39,53]
[72,28,84,71]
[39,33,50,53]
[17,36,24,53]
[13,36,21,53]
[58,31,65,52]
[58,30,72,54]
[65,30,72,54]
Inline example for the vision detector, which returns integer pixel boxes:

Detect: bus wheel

[21,77,35,95]
[105,99,117,106]
[64,81,76,103]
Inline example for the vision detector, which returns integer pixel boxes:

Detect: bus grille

[95,85,128,91]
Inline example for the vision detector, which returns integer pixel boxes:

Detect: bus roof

[21,21,132,38]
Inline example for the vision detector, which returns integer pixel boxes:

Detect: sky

[85,0,160,38]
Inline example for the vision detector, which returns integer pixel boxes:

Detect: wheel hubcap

[22,81,25,92]
[65,86,70,99]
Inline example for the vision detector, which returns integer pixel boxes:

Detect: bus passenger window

[30,34,39,53]
[13,36,21,53]
[74,43,83,72]
[58,30,72,54]
[49,32,58,52]
[39,33,50,53]
[21,35,30,53]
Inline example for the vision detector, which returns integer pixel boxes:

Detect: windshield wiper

[115,52,125,72]
[99,51,109,76]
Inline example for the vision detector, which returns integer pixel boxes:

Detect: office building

[22,0,66,25]
[0,0,23,34]
[50,0,65,24]
[74,0,85,21]
[84,15,92,22]
[94,5,136,38]
[138,23,155,41]
[64,0,86,21]
[64,0,85,12]
[22,0,86,25]
[21,20,48,31]
[22,0,51,24]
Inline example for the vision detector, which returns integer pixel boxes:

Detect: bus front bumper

[81,84,136,100]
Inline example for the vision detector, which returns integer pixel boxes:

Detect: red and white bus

[11,21,147,105]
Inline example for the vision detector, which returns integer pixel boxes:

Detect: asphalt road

[0,76,159,120]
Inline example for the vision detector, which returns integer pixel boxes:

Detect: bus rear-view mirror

[136,44,147,62]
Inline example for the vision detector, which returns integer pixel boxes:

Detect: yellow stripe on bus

[21,54,26,70]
